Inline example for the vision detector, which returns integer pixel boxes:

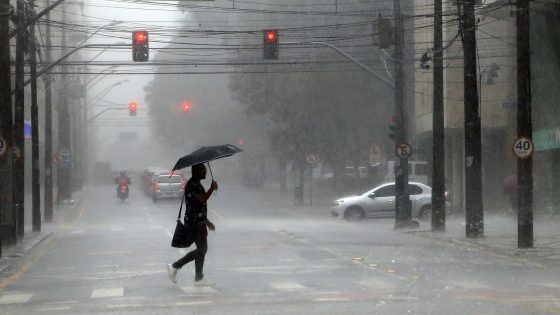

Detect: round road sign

[513,137,533,159]
[396,143,412,158]
[0,136,6,157]
[306,153,318,165]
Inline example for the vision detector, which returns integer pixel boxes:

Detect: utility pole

[44,0,53,222]
[393,0,413,228]
[57,5,72,203]
[14,0,26,238]
[431,0,445,230]
[29,0,41,231]
[516,0,533,248]
[462,0,484,238]
[0,0,15,254]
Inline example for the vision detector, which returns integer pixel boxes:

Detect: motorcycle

[117,184,129,201]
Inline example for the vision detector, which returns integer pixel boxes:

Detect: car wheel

[344,206,365,221]
[419,205,432,221]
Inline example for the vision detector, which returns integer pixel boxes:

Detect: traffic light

[263,30,279,60]
[377,16,393,49]
[388,116,396,140]
[182,101,192,112]
[132,30,149,62]
[128,101,138,116]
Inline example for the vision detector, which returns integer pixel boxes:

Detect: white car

[330,182,436,221]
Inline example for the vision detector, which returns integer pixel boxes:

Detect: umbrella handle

[207,162,217,195]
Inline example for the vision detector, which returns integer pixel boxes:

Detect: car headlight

[333,200,344,207]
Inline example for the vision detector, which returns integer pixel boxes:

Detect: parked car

[152,174,185,203]
[330,182,442,221]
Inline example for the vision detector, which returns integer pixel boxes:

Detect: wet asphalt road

[1,184,560,314]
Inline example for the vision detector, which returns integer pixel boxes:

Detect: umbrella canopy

[171,144,243,172]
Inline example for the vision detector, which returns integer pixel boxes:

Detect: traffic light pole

[0,0,15,253]
[281,41,395,89]
[86,108,128,124]
[516,0,533,248]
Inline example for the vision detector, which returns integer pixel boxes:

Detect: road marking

[70,230,85,234]
[107,304,142,308]
[36,306,71,311]
[36,306,71,312]
[448,280,490,289]
[271,282,306,291]
[91,288,124,298]
[313,297,350,302]
[181,286,217,294]
[176,301,213,306]
[46,266,75,271]
[44,300,79,305]
[0,293,33,305]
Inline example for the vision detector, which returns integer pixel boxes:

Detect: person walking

[167,163,217,285]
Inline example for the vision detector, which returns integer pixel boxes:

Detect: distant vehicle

[330,182,439,221]
[141,167,167,194]
[385,161,429,184]
[152,174,184,203]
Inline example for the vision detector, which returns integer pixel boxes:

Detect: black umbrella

[171,144,243,179]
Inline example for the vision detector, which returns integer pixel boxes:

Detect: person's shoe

[166,264,178,284]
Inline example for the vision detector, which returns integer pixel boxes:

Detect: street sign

[369,145,381,166]
[513,137,534,159]
[0,136,6,157]
[306,153,318,165]
[54,153,62,165]
[396,143,412,158]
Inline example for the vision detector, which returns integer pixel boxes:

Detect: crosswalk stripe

[181,286,217,294]
[176,301,213,306]
[271,282,306,291]
[0,293,33,305]
[91,288,124,298]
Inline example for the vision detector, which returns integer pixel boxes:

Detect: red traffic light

[129,102,138,116]
[265,30,277,42]
[182,101,192,112]
[133,31,147,43]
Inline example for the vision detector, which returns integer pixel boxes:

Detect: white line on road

[36,306,72,311]
[0,293,33,305]
[44,300,79,305]
[271,282,306,291]
[107,304,142,308]
[176,301,213,306]
[91,288,124,298]
[313,297,350,302]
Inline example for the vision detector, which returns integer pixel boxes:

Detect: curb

[0,231,53,274]
[409,230,560,270]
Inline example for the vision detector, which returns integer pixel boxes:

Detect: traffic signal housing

[128,101,138,116]
[263,30,279,60]
[377,16,393,49]
[132,30,149,62]
[388,116,396,140]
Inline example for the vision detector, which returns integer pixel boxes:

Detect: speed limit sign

[512,137,534,159]
[0,136,6,157]
[396,143,412,158]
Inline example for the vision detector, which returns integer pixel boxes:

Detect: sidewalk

[254,182,560,268]
[413,214,560,268]
[0,190,85,274]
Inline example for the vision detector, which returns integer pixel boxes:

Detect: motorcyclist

[116,171,131,196]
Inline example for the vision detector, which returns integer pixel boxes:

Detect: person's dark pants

[172,223,208,280]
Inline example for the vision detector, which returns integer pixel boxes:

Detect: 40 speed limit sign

[512,137,534,159]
